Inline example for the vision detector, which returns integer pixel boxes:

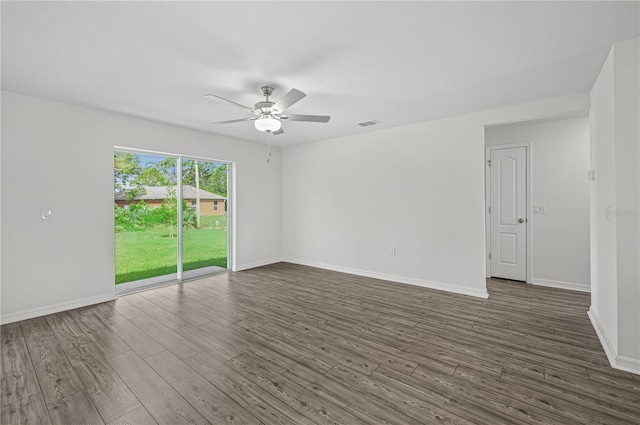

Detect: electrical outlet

[389,247,396,256]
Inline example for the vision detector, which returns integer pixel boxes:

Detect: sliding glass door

[181,158,228,276]
[114,150,229,288]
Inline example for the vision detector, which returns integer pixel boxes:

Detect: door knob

[518,218,525,223]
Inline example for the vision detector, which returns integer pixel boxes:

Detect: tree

[206,164,228,197]
[135,167,168,187]
[182,160,207,186]
[181,161,227,197]
[161,185,178,239]
[114,152,145,200]
[194,160,201,229]
[157,158,178,184]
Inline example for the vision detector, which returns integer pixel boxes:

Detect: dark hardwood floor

[2,263,639,424]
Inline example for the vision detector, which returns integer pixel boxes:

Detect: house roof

[117,185,225,201]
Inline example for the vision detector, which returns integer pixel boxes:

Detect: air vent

[357,120,380,127]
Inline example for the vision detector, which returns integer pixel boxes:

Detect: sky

[137,153,164,166]
[134,153,223,168]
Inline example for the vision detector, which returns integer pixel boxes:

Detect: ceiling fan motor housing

[255,101,275,114]
[260,85,275,98]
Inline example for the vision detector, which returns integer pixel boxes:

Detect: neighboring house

[115,185,226,216]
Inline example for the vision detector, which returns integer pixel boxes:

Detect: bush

[148,204,171,225]
[183,202,198,229]
[114,200,200,232]
[114,203,147,232]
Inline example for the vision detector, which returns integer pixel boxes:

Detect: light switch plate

[533,204,545,214]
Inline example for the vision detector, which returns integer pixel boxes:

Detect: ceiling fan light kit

[205,85,330,135]
[254,116,281,132]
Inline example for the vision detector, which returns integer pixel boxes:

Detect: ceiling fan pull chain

[266,131,271,163]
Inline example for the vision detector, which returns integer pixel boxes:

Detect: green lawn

[115,215,228,284]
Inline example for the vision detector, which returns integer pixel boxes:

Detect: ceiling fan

[205,86,330,135]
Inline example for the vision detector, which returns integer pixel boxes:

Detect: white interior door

[490,147,527,281]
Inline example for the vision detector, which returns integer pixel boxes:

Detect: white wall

[1,91,282,323]
[589,37,640,374]
[282,94,589,299]
[589,46,618,355]
[283,115,489,297]
[612,38,639,364]
[486,116,591,291]
[0,90,593,323]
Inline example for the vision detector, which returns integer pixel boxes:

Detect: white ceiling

[2,1,638,147]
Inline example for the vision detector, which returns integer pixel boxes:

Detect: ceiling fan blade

[271,89,306,114]
[282,114,330,123]
[211,117,257,125]
[272,128,284,136]
[204,94,257,113]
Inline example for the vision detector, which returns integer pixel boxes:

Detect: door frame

[113,146,235,294]
[485,142,533,283]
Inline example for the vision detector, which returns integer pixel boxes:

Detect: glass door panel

[181,158,228,274]
[114,152,178,284]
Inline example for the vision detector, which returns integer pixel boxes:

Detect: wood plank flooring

[1,262,639,424]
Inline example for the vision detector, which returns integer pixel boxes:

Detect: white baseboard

[588,308,617,366]
[531,278,590,293]
[616,355,640,375]
[588,307,640,376]
[1,293,116,325]
[233,258,283,272]
[282,258,489,299]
